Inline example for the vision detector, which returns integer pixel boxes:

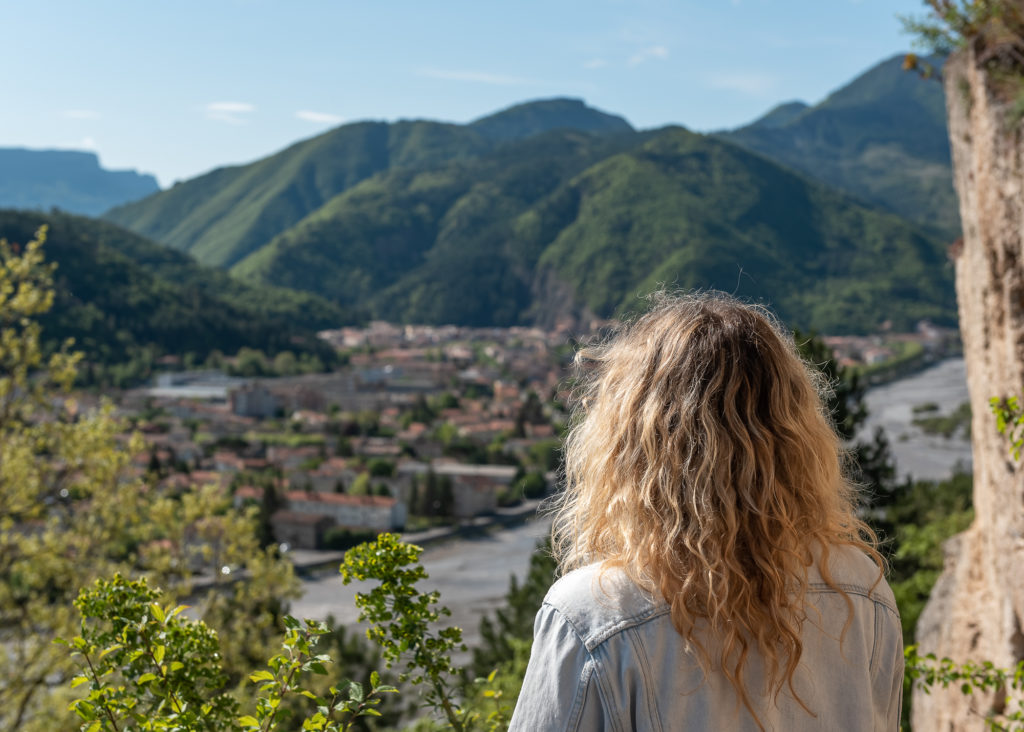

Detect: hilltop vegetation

[720,54,958,240]
[0,210,352,369]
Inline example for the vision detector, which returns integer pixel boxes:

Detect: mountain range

[1,53,960,361]
[103,55,956,334]
[720,54,956,240]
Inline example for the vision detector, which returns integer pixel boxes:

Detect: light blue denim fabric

[509,546,903,731]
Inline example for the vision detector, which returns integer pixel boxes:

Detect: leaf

[370,670,381,687]
[150,603,166,624]
[347,680,364,703]
[238,715,260,727]
[98,644,123,660]
[153,644,165,664]
[138,673,157,684]
[249,670,275,683]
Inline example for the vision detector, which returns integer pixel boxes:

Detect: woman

[510,293,903,731]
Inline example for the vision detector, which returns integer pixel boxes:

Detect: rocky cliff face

[913,48,1024,730]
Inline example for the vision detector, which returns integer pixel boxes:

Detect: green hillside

[104,99,632,269]
[0,210,352,365]
[532,128,953,333]
[231,129,646,326]
[233,126,954,334]
[719,54,958,240]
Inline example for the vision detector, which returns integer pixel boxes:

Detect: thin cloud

[706,71,778,96]
[628,45,669,67]
[63,109,100,120]
[583,58,608,70]
[206,101,256,124]
[79,136,98,150]
[416,68,537,86]
[295,110,345,125]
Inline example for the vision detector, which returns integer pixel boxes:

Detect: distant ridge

[744,101,810,130]
[0,148,159,216]
[718,54,957,239]
[469,97,634,142]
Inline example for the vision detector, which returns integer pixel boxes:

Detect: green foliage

[322,528,378,551]
[60,575,398,732]
[471,541,556,681]
[902,1,1024,56]
[339,534,468,729]
[0,227,304,730]
[887,471,974,641]
[905,646,1024,730]
[991,395,1024,460]
[61,574,238,731]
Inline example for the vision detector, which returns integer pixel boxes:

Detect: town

[62,318,956,569]
[101,321,577,558]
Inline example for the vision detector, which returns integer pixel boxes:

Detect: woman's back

[513,293,903,729]
[510,545,903,731]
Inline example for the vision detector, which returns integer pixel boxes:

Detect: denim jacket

[509,546,903,731]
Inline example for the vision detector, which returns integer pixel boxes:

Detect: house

[270,511,334,550]
[230,383,280,419]
[284,490,406,530]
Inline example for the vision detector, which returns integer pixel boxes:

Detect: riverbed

[857,357,971,482]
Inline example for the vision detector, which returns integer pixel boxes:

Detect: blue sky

[3,0,930,187]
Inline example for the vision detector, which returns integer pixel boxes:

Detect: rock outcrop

[913,48,1024,730]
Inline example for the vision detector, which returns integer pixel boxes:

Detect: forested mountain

[102,72,958,335]
[719,54,957,239]
[233,127,953,334]
[105,99,632,269]
[0,210,351,365]
[0,148,159,216]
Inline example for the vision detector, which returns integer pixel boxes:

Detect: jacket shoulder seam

[542,600,671,652]
[807,581,899,616]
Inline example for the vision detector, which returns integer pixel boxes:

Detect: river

[290,357,971,653]
[290,515,553,658]
[857,357,971,482]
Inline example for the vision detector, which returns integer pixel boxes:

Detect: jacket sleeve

[508,602,608,732]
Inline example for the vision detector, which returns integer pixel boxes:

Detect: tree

[0,228,298,730]
[903,5,1024,729]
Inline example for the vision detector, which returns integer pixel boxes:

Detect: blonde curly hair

[551,292,881,725]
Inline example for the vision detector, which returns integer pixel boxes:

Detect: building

[270,511,334,550]
[284,490,406,531]
[230,383,280,419]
